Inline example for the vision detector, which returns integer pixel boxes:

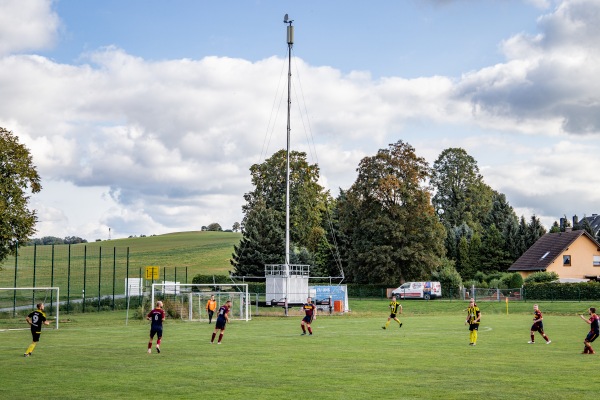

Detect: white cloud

[0,0,59,55]
[3,0,600,240]
[454,0,600,135]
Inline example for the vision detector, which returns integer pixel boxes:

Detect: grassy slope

[2,300,598,399]
[0,231,242,288]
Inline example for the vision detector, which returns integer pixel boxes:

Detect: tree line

[230,141,555,285]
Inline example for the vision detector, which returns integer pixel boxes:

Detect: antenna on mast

[264,14,309,313]
[284,14,294,45]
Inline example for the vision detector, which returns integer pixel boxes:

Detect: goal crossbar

[0,287,60,330]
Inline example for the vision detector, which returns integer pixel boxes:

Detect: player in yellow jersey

[465,298,481,346]
[382,296,403,329]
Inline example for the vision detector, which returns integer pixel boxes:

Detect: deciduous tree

[0,128,41,262]
[338,140,445,284]
[430,148,493,233]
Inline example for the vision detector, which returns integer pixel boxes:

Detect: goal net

[0,287,60,331]
[151,283,250,321]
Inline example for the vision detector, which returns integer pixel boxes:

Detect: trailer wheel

[424,293,430,300]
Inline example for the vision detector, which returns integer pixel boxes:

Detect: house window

[563,255,571,266]
[594,256,600,267]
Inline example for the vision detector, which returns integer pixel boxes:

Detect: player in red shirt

[211,300,232,344]
[146,301,165,354]
[300,297,316,336]
[579,307,600,354]
[528,304,551,344]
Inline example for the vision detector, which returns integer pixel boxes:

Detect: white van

[391,281,442,300]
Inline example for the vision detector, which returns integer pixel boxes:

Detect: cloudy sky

[1,0,599,241]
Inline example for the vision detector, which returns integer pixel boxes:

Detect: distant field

[2,300,598,399]
[0,231,242,290]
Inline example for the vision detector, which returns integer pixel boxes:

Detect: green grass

[2,300,598,399]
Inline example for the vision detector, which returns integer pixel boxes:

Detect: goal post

[151,283,250,321]
[0,287,60,330]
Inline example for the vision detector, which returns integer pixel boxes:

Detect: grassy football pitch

[2,300,598,399]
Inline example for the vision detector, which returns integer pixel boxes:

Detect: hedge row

[523,282,600,301]
[190,275,466,299]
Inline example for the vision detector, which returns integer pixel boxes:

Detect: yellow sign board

[145,266,159,280]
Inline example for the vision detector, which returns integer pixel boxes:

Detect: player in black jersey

[24,303,49,357]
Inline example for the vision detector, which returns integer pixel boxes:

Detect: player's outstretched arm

[580,314,591,324]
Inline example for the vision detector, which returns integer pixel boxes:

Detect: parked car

[391,282,442,300]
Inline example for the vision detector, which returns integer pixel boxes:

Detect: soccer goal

[0,287,60,331]
[151,283,250,321]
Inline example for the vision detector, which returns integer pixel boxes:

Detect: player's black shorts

[215,318,227,330]
[389,313,398,319]
[531,322,544,332]
[31,330,41,342]
[585,330,599,343]
[469,323,479,331]
[302,315,313,324]
[150,326,163,339]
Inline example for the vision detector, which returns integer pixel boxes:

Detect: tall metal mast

[284,14,293,269]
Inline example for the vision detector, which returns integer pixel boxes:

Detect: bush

[506,272,523,288]
[523,282,600,301]
[192,274,231,284]
[524,271,559,283]
[431,259,462,297]
[488,278,507,289]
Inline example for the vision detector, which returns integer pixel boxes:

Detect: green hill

[0,231,242,288]
[104,231,242,276]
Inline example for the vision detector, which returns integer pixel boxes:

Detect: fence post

[32,243,37,307]
[83,245,87,313]
[12,241,18,317]
[138,267,142,307]
[98,246,102,312]
[126,247,130,304]
[112,247,116,310]
[51,244,55,314]
[67,244,71,313]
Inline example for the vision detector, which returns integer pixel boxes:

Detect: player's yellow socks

[385,321,390,328]
[473,330,478,344]
[26,343,36,354]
